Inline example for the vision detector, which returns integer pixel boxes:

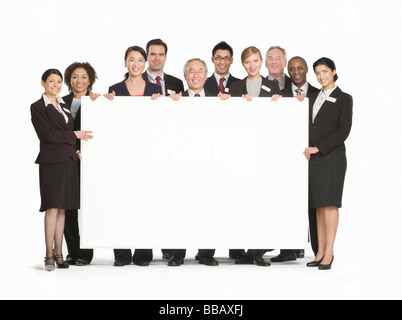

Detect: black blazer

[281,83,320,97]
[309,87,353,156]
[204,74,241,96]
[142,72,184,96]
[229,76,281,97]
[31,97,78,164]
[108,80,162,96]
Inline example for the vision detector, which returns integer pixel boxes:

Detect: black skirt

[309,150,347,209]
[39,159,80,212]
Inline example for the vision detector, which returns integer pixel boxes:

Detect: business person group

[31,39,353,272]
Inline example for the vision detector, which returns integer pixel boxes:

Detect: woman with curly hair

[62,62,99,266]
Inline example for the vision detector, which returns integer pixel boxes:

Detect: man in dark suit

[271,56,320,263]
[142,39,184,260]
[142,38,184,96]
[167,58,218,266]
[204,41,240,96]
[265,46,292,90]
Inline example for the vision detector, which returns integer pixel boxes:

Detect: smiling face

[314,64,336,90]
[70,68,90,96]
[42,74,62,98]
[242,53,263,79]
[266,48,287,78]
[288,58,308,88]
[212,49,233,77]
[125,50,146,78]
[184,60,208,92]
[147,44,167,74]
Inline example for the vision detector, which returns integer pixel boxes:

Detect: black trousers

[171,249,215,259]
[114,249,153,264]
[65,209,94,263]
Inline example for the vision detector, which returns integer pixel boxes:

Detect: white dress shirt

[42,94,69,123]
[312,86,337,122]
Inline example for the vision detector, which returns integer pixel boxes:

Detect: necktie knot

[295,89,303,95]
[156,76,161,87]
[194,93,200,97]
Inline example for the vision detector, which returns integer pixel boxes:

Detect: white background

[1,0,402,300]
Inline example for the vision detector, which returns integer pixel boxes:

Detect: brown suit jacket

[309,87,353,155]
[229,76,281,97]
[31,97,78,164]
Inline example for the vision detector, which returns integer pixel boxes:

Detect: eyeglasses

[213,56,232,62]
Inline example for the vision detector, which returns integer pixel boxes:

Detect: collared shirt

[147,69,166,96]
[312,86,337,122]
[291,82,309,97]
[214,72,230,91]
[188,89,205,97]
[42,93,69,123]
[268,73,286,90]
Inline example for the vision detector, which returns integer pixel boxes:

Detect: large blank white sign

[80,96,308,249]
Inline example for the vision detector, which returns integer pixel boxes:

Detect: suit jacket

[31,97,78,164]
[229,76,281,97]
[108,80,163,96]
[309,87,353,155]
[204,74,241,96]
[181,89,214,97]
[142,72,184,96]
[281,83,320,97]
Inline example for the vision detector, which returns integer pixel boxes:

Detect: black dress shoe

[235,255,254,265]
[199,257,219,266]
[319,256,334,270]
[229,249,246,259]
[296,250,305,258]
[270,253,297,263]
[134,260,151,267]
[114,260,129,267]
[195,253,200,261]
[306,257,324,267]
[249,250,271,267]
[168,256,184,267]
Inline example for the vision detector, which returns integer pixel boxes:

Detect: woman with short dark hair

[304,57,353,270]
[31,69,93,271]
[105,46,162,267]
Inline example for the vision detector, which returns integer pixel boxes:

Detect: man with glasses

[205,41,240,96]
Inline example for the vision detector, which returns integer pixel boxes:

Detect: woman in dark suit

[31,69,93,271]
[304,57,353,270]
[229,46,281,100]
[105,46,162,267]
[230,47,280,267]
[63,62,99,266]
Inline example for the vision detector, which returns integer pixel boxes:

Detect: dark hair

[288,56,308,69]
[313,57,338,82]
[146,39,168,55]
[64,62,98,93]
[124,46,147,79]
[212,41,234,57]
[41,69,63,82]
[124,45,147,61]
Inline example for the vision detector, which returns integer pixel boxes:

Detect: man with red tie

[204,41,240,97]
[142,38,184,97]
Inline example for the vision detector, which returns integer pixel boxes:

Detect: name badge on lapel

[326,97,337,103]
[261,85,271,93]
[225,88,230,93]
[63,107,71,113]
[167,89,176,95]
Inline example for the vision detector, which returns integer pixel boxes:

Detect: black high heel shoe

[318,256,334,270]
[53,254,70,269]
[306,256,324,267]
